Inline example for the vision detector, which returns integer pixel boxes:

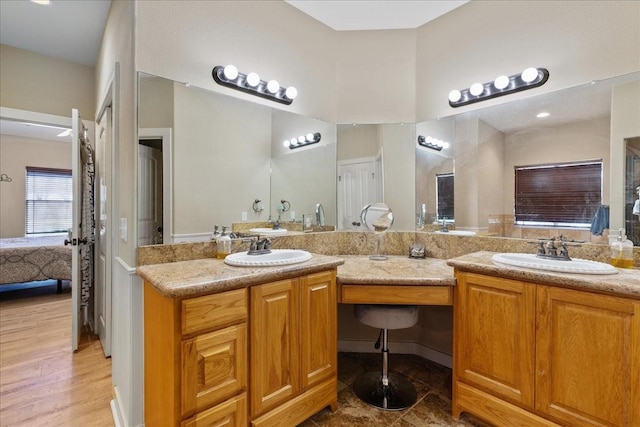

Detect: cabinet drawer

[182,288,247,335]
[181,393,247,427]
[182,323,247,417]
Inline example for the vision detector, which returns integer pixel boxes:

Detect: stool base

[353,371,417,411]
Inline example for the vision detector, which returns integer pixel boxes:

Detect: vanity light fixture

[418,135,449,151]
[448,67,549,108]
[212,65,297,105]
[285,132,321,150]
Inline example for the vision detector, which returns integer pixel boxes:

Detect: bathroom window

[514,161,602,228]
[25,167,72,234]
[436,173,454,221]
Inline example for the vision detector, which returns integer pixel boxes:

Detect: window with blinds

[437,173,454,221]
[514,161,602,227]
[25,167,72,234]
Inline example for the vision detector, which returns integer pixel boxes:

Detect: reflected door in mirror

[338,160,380,230]
[138,144,163,246]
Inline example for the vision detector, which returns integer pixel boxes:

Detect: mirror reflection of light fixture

[417,135,449,151]
[448,67,549,108]
[286,132,321,150]
[212,65,297,105]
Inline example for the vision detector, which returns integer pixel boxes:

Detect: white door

[70,109,84,351]
[95,107,112,356]
[138,144,163,246]
[337,159,379,230]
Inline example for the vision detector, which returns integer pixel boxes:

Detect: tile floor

[301,352,490,426]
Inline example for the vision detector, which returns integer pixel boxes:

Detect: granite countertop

[337,255,455,286]
[448,251,640,299]
[137,253,344,298]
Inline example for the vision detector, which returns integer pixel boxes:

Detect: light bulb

[521,67,538,83]
[448,90,462,103]
[267,80,280,94]
[223,65,238,80]
[298,136,305,143]
[536,112,550,118]
[494,75,509,90]
[306,133,314,141]
[246,72,260,87]
[442,142,450,149]
[285,87,298,99]
[470,83,484,96]
[290,138,298,145]
[283,140,291,148]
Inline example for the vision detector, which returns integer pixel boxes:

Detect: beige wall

[0,135,72,238]
[95,0,136,265]
[416,1,640,121]
[0,44,95,118]
[381,123,415,230]
[138,74,174,129]
[337,124,382,161]
[136,0,338,123]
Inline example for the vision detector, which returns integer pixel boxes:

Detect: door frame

[138,127,173,244]
[95,63,119,356]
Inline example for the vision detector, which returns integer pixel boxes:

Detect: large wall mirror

[137,72,336,245]
[415,71,640,245]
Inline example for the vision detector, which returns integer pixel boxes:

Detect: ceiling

[0,118,72,142]
[285,0,468,31]
[0,0,111,67]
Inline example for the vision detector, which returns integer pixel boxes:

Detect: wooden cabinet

[250,271,338,426]
[144,268,337,427]
[145,284,248,427]
[453,271,640,427]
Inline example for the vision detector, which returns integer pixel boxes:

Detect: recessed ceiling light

[536,112,550,118]
[30,0,51,5]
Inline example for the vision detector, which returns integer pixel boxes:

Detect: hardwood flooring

[0,282,114,426]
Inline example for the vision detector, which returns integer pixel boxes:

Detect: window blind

[25,167,72,234]
[437,173,454,220]
[514,161,602,227]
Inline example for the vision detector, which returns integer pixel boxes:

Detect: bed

[0,236,72,292]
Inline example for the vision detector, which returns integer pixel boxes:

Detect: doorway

[138,128,172,246]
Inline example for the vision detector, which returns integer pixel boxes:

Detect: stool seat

[354,304,419,330]
[353,304,419,411]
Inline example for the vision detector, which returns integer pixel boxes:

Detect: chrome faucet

[532,235,584,261]
[272,216,281,230]
[440,218,449,232]
[248,237,271,255]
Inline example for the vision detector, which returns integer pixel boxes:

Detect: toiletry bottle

[610,228,633,268]
[216,226,232,259]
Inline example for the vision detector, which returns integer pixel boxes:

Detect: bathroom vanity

[138,255,343,427]
[448,251,640,427]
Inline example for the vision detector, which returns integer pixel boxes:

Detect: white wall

[416,1,640,121]
[0,135,72,238]
[381,123,415,230]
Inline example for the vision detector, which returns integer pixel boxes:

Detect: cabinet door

[300,271,337,389]
[181,393,247,427]
[182,324,247,417]
[250,279,300,417]
[455,272,536,409]
[536,286,640,427]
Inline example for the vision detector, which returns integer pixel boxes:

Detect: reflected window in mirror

[514,161,602,228]
[436,173,454,222]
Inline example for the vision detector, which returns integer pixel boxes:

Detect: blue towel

[590,205,609,236]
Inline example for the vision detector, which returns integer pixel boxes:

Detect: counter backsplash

[137,231,640,267]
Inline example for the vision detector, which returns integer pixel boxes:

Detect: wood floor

[0,282,114,426]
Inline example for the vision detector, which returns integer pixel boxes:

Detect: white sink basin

[433,230,477,236]
[224,249,311,267]
[492,253,618,275]
[248,228,288,235]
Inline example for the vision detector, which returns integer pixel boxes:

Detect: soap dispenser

[216,226,232,259]
[610,228,633,268]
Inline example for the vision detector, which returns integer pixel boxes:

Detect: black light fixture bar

[417,135,444,151]
[287,132,321,150]
[212,65,297,105]
[448,67,549,108]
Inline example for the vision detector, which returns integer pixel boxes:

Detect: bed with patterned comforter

[0,236,72,287]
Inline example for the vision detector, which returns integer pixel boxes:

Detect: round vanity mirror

[361,203,394,260]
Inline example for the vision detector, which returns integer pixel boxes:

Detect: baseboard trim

[338,340,452,369]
